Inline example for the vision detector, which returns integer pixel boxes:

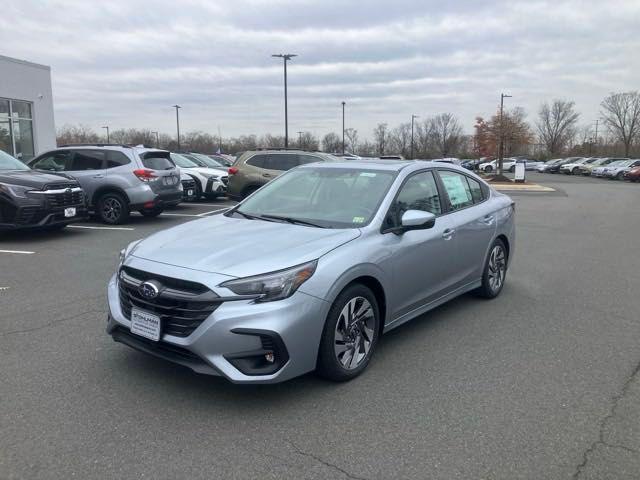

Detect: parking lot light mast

[410,114,419,159]
[152,131,159,148]
[102,126,110,144]
[272,54,297,148]
[342,101,346,154]
[593,119,599,155]
[498,93,512,175]
[172,105,181,151]
[297,131,303,149]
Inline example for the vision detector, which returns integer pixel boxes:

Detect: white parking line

[197,208,229,217]
[68,225,135,231]
[0,249,35,255]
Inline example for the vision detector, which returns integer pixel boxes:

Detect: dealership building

[1,54,56,161]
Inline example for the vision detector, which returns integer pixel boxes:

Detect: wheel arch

[91,186,130,207]
[496,233,510,262]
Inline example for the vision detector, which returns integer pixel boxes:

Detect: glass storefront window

[0,98,35,161]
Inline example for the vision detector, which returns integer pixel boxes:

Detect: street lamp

[102,126,110,143]
[498,93,512,175]
[342,101,346,154]
[410,114,419,159]
[152,131,159,148]
[272,53,297,148]
[172,105,181,151]
[297,131,304,149]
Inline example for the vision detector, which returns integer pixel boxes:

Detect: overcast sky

[2,0,639,140]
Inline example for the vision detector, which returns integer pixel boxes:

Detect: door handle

[482,215,495,224]
[442,228,455,240]
[92,174,105,179]
[262,173,272,178]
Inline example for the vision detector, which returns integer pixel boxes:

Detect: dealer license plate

[130,308,161,341]
[64,207,76,218]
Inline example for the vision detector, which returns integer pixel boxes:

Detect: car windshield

[232,167,397,228]
[170,153,198,168]
[0,150,30,171]
[192,154,225,168]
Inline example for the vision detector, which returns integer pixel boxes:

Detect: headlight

[219,260,318,302]
[118,239,142,269]
[0,184,34,198]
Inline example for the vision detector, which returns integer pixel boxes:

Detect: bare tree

[322,132,341,153]
[344,128,359,153]
[372,123,388,155]
[389,123,411,157]
[56,124,100,146]
[298,131,319,151]
[430,113,463,157]
[600,91,640,157]
[537,99,580,156]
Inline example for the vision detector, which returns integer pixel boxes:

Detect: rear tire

[96,192,129,225]
[616,172,625,181]
[317,284,380,382]
[474,238,508,299]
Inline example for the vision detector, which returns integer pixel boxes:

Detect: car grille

[181,179,196,189]
[118,266,222,338]
[46,190,85,208]
[42,182,77,190]
[15,206,41,224]
[221,176,228,186]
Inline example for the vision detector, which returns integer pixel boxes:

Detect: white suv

[170,153,228,199]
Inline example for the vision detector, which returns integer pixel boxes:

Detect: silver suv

[28,145,182,224]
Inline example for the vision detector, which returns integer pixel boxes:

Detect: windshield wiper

[259,214,327,228]
[233,210,260,220]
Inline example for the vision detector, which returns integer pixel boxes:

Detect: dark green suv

[227,150,338,200]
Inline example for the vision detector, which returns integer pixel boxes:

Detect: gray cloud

[2,0,639,140]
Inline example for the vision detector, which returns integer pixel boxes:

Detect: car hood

[190,167,227,176]
[131,214,361,278]
[0,169,77,188]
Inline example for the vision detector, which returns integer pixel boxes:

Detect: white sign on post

[515,162,526,182]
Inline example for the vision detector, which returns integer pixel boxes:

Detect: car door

[436,169,496,288]
[383,170,458,319]
[262,153,298,182]
[65,149,107,203]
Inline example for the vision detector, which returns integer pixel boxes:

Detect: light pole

[102,126,110,143]
[172,105,181,151]
[498,93,512,175]
[152,131,159,148]
[410,114,419,159]
[272,54,297,148]
[593,119,599,155]
[342,101,346,154]
[297,131,304,149]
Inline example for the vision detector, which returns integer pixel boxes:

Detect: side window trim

[380,168,445,234]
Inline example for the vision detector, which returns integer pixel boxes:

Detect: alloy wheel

[334,296,375,370]
[488,245,506,292]
[102,197,122,222]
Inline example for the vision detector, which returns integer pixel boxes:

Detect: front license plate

[130,308,161,341]
[64,207,76,218]
[187,189,194,196]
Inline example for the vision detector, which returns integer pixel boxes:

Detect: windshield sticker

[352,216,365,223]
[360,172,377,177]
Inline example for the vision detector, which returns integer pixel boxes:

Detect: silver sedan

[107,160,515,383]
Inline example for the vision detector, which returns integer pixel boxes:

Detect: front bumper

[105,259,330,384]
[204,178,227,196]
[0,200,89,231]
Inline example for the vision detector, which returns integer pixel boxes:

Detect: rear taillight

[133,169,158,182]
[228,167,238,175]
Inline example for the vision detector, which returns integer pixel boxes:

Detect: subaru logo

[66,188,72,193]
[139,281,160,299]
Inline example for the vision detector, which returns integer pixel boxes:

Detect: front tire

[484,166,493,173]
[97,192,129,225]
[475,239,508,299]
[317,284,380,382]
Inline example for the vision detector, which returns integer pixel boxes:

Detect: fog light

[265,352,275,363]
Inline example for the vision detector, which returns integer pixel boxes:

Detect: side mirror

[400,210,436,231]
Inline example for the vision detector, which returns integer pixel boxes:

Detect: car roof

[55,144,168,155]
[299,159,461,172]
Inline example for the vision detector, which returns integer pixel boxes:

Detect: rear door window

[246,154,266,168]
[438,170,474,211]
[106,151,131,168]
[69,150,106,171]
[466,176,485,203]
[298,154,323,165]
[265,154,298,171]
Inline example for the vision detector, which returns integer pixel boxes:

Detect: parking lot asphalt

[2,174,639,480]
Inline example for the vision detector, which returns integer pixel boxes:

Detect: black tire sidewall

[477,238,508,299]
[317,284,380,381]
[98,193,129,225]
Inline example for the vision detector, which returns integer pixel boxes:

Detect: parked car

[170,153,228,199]
[460,159,481,171]
[479,158,516,173]
[107,160,515,383]
[537,159,562,172]
[602,159,640,180]
[332,152,361,160]
[592,159,629,178]
[579,157,615,176]
[378,155,405,160]
[207,154,233,167]
[28,145,182,224]
[624,165,640,182]
[179,172,198,202]
[0,150,88,230]
[559,157,597,175]
[183,153,227,169]
[545,157,583,174]
[226,149,339,200]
